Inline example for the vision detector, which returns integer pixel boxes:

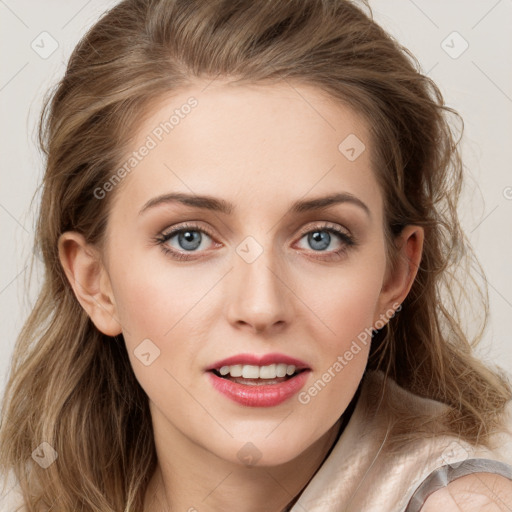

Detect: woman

[1,0,511,510]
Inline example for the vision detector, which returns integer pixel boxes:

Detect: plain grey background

[1,0,511,399]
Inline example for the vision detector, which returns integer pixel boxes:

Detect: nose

[225,245,293,334]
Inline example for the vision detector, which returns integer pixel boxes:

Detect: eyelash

[153,222,357,262]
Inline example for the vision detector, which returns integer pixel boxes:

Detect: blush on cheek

[325,292,380,351]
[113,274,181,337]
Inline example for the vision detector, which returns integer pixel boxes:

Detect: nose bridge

[226,234,292,331]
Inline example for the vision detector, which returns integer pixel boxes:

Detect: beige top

[290,370,512,512]
[2,370,512,512]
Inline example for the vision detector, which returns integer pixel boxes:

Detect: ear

[58,231,122,336]
[373,225,424,325]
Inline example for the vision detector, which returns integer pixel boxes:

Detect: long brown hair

[1,0,510,510]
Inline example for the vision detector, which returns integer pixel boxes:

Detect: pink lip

[207,370,310,407]
[205,353,310,371]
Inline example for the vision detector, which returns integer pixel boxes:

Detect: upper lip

[206,353,310,371]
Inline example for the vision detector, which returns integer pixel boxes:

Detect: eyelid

[159,221,217,240]
[296,221,353,239]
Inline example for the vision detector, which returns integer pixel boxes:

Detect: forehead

[109,80,382,220]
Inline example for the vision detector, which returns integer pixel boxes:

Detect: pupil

[179,230,201,250]
[309,231,330,251]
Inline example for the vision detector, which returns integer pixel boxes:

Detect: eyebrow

[139,191,371,218]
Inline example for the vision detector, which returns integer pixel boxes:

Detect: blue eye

[296,224,356,258]
[171,230,206,251]
[154,222,356,262]
[156,223,215,259]
[306,230,333,251]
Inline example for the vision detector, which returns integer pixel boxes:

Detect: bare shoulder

[420,473,512,512]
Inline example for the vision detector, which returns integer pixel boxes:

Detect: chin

[212,426,327,468]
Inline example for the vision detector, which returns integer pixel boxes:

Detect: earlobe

[374,225,424,324]
[58,232,122,336]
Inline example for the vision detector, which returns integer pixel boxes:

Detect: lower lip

[207,370,310,407]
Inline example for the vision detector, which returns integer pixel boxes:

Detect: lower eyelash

[155,242,190,260]
[154,223,356,261]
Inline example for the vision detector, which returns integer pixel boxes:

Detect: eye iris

[178,230,202,251]
[309,231,330,251]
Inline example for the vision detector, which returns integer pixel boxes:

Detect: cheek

[297,268,383,427]
[113,278,172,341]
[313,280,377,380]
[108,253,223,394]
[110,249,214,339]
[109,262,206,401]
[301,253,386,350]
[326,277,381,342]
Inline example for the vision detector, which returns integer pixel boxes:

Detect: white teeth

[229,364,243,377]
[276,363,287,377]
[259,364,276,379]
[242,365,260,379]
[216,363,298,379]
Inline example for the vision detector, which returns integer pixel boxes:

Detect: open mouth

[207,358,311,407]
[212,370,306,386]
[210,363,307,386]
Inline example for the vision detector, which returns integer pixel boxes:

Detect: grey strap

[405,458,512,512]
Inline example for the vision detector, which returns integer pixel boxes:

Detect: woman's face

[99,81,404,466]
